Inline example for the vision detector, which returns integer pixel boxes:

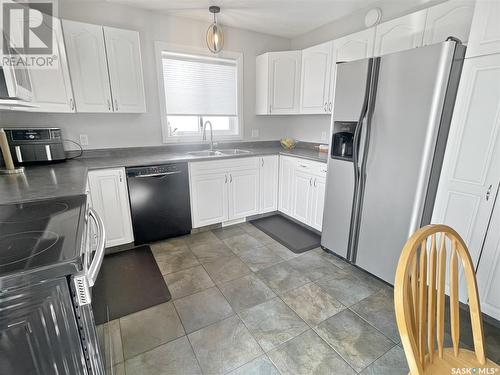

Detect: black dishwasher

[126,163,192,245]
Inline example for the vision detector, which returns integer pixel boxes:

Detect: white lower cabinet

[229,168,260,220]
[278,156,295,215]
[189,157,277,228]
[259,155,279,213]
[280,156,327,231]
[310,174,326,231]
[189,172,229,227]
[292,168,313,224]
[87,168,134,247]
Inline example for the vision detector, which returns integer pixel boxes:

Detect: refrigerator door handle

[346,59,374,261]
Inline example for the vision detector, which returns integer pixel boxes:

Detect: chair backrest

[394,224,486,374]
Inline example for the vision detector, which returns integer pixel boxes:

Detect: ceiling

[103,0,386,38]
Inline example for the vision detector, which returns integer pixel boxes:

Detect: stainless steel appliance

[127,163,192,245]
[321,39,466,284]
[0,195,106,374]
[3,128,66,164]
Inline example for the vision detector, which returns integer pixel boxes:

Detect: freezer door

[354,42,462,283]
[321,58,371,258]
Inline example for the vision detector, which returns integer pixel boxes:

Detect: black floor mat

[250,215,321,254]
[92,246,171,325]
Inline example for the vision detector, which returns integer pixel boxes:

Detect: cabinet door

[259,155,279,213]
[278,156,295,215]
[103,27,146,113]
[432,54,500,300]
[374,10,427,56]
[310,176,326,231]
[62,20,113,112]
[466,0,500,58]
[292,168,313,224]
[330,27,376,113]
[476,195,500,320]
[228,168,260,220]
[190,172,229,228]
[88,168,134,247]
[269,51,301,114]
[423,0,474,46]
[28,18,75,112]
[299,42,332,114]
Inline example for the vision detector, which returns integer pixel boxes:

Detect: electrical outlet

[79,134,89,146]
[321,132,327,141]
[251,129,259,138]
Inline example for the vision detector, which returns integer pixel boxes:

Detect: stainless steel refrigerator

[321,39,466,284]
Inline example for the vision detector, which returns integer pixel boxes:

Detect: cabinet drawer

[189,156,260,175]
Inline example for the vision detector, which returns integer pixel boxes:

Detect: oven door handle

[87,208,106,287]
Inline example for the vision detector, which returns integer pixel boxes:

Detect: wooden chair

[394,224,499,374]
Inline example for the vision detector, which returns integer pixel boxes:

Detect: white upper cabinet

[28,18,75,112]
[333,28,376,62]
[423,0,475,46]
[62,20,113,112]
[466,0,500,58]
[299,41,333,114]
[62,20,146,113]
[256,51,301,114]
[374,9,427,56]
[103,26,146,113]
[330,28,376,113]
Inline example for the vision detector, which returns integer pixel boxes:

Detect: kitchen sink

[187,150,223,157]
[218,149,251,155]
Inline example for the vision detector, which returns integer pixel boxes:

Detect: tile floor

[97,222,499,375]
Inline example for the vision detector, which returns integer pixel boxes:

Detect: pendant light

[206,6,224,53]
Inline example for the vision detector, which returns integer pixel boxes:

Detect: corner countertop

[0,143,328,205]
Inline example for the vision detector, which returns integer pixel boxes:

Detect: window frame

[155,42,244,144]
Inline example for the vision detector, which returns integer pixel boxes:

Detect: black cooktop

[0,195,87,281]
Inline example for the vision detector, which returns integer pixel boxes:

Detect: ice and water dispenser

[331,121,356,160]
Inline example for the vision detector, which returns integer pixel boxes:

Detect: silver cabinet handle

[15,146,23,162]
[87,208,106,287]
[324,102,328,112]
[114,99,119,111]
[298,164,308,168]
[486,184,493,201]
[225,174,228,184]
[229,174,233,183]
[309,177,312,186]
[261,158,264,167]
[70,98,75,111]
[314,178,317,187]
[107,99,112,111]
[329,102,332,112]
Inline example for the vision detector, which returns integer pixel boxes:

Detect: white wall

[283,0,448,144]
[0,0,291,150]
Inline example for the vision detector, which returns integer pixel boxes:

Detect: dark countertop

[0,144,328,205]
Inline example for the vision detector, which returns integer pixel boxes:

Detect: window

[156,44,243,143]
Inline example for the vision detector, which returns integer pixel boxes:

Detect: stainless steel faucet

[202,120,214,151]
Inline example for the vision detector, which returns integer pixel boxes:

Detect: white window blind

[162,52,238,116]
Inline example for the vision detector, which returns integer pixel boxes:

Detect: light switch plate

[251,129,259,138]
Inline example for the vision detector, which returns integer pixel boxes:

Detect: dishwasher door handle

[133,171,182,178]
